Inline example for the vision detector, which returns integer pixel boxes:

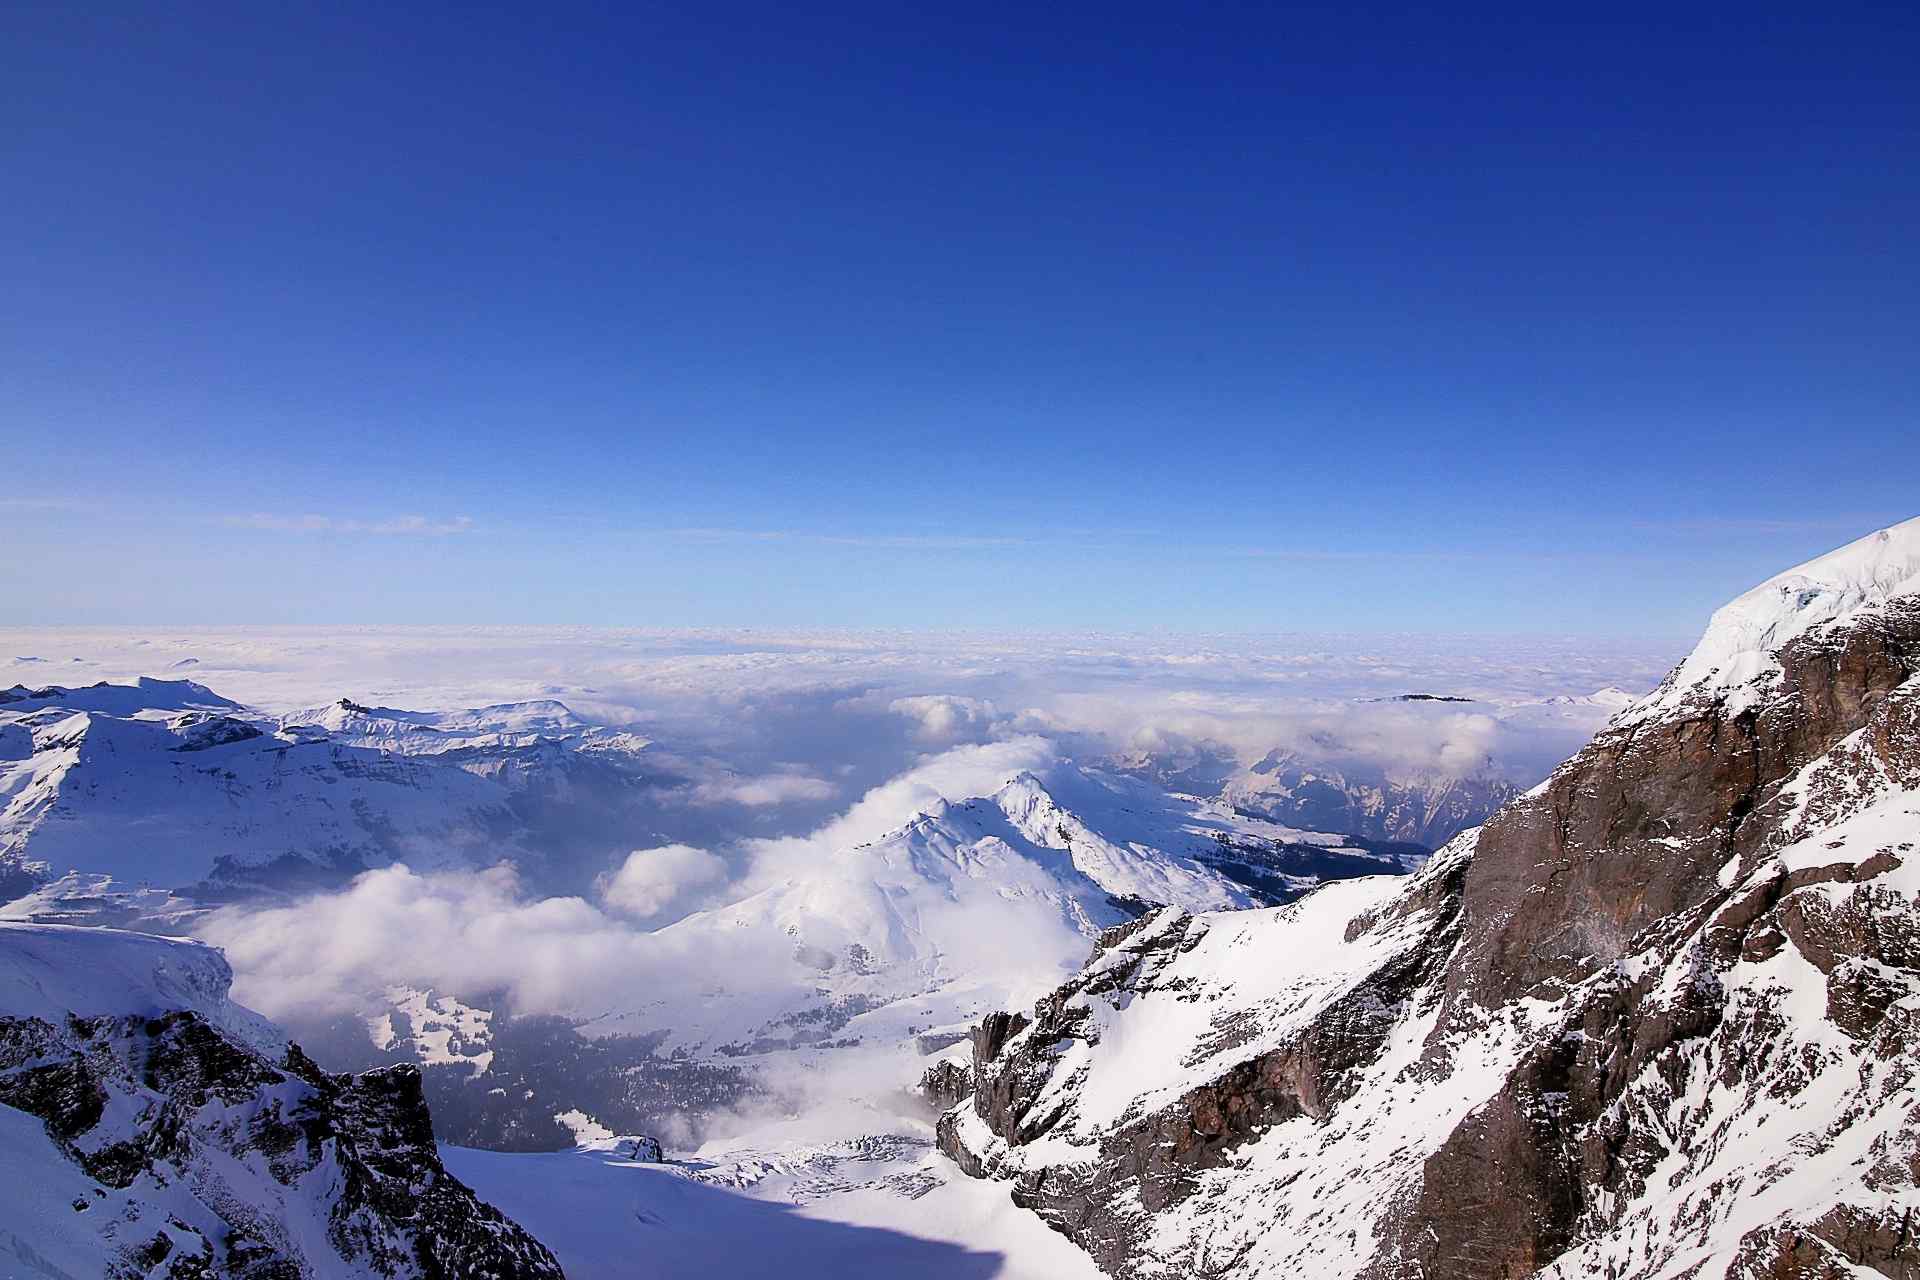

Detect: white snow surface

[443,1112,1102,1280]
[0,920,284,1053]
[368,985,496,1075]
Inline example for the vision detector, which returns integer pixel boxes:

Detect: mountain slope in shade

[936,518,1920,1279]
[0,922,562,1279]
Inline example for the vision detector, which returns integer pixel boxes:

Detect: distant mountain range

[6,519,1918,1278]
[0,681,681,900]
[1,677,1428,1152]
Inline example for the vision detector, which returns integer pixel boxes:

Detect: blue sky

[3,1,1915,633]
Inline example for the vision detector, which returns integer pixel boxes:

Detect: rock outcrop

[938,518,1920,1279]
[0,922,564,1279]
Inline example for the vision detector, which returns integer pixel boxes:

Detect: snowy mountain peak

[1634,514,1920,720]
[285,695,593,742]
[1534,685,1637,709]
[0,676,241,717]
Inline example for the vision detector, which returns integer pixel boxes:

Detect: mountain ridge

[934,517,1920,1279]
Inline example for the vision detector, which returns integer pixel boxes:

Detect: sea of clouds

[2,626,1682,1034]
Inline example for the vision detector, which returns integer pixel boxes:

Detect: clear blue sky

[3,1,1915,633]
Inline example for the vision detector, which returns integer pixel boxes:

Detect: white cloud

[0,624,1677,815]
[597,844,728,919]
[691,770,839,808]
[667,527,1025,550]
[0,496,98,514]
[888,694,1001,744]
[200,862,795,1023]
[195,739,1066,1028]
[226,512,476,535]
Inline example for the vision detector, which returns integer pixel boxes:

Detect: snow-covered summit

[617,761,1419,1059]
[0,676,241,718]
[1631,515,1920,720]
[1531,686,1637,710]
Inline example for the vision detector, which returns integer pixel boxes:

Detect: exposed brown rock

[939,569,1920,1279]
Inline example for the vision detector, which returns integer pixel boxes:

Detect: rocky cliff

[0,922,564,1279]
[936,518,1920,1279]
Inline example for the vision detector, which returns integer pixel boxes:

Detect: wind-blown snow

[0,921,286,1054]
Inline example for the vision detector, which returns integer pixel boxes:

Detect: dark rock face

[614,1134,663,1162]
[939,580,1920,1278]
[918,1057,975,1112]
[0,1006,565,1279]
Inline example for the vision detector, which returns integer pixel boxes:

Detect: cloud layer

[226,513,476,535]
[598,844,728,919]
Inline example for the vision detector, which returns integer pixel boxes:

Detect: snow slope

[0,676,241,718]
[0,920,284,1052]
[444,1119,1102,1280]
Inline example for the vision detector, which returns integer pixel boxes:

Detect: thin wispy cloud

[227,513,477,536]
[1629,515,1907,536]
[1232,546,1482,562]
[0,496,100,515]
[667,527,1026,550]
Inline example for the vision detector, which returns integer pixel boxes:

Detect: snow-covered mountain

[936,518,1920,1278]
[0,680,666,897]
[1,672,1424,1158]
[0,921,561,1278]
[675,765,1416,972]
[280,696,654,784]
[442,1117,1105,1280]
[555,763,1422,1064]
